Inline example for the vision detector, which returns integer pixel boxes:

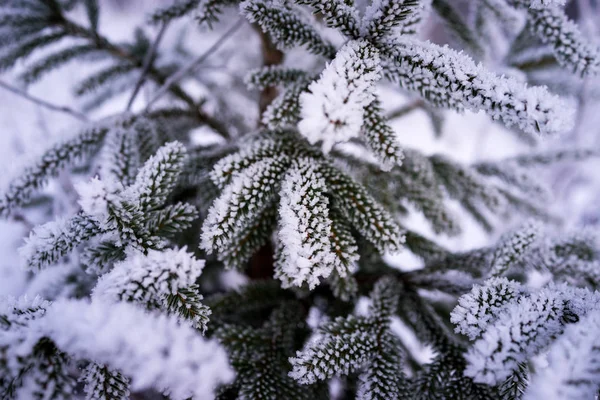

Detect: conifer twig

[0,80,88,121]
[58,17,229,137]
[126,22,169,111]
[144,19,243,111]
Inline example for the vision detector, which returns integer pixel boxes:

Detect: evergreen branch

[386,99,424,120]
[126,22,169,111]
[0,79,88,121]
[145,18,243,117]
[57,16,229,137]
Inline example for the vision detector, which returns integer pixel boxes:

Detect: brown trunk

[247,28,284,280]
[257,29,284,115]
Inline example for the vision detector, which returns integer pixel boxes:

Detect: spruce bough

[0,0,599,399]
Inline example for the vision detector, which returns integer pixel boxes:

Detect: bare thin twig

[0,80,88,121]
[386,99,425,121]
[126,22,169,111]
[59,16,230,137]
[145,19,243,111]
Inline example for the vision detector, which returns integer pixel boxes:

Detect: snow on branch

[241,0,336,58]
[508,0,600,76]
[33,299,233,399]
[524,310,600,400]
[0,124,109,217]
[93,247,204,307]
[362,0,431,39]
[299,40,382,153]
[19,213,104,271]
[275,159,358,289]
[451,277,526,340]
[201,155,291,254]
[381,38,575,135]
[463,284,600,385]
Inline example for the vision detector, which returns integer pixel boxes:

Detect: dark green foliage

[1,1,598,399]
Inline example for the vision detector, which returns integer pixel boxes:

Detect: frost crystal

[93,247,205,305]
[529,0,566,7]
[75,177,122,225]
[298,40,382,153]
[463,284,600,385]
[524,310,600,400]
[275,160,357,289]
[451,277,525,340]
[382,38,576,135]
[34,299,233,399]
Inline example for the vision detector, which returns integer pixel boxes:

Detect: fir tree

[0,0,599,399]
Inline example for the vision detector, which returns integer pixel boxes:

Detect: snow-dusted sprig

[14,339,75,400]
[19,213,104,271]
[21,141,194,271]
[126,141,186,211]
[290,278,401,386]
[100,127,140,186]
[289,315,378,384]
[0,295,50,331]
[508,0,600,76]
[93,141,188,249]
[381,38,575,135]
[296,0,361,39]
[362,0,430,40]
[361,99,404,170]
[328,216,360,293]
[194,0,238,26]
[32,299,233,400]
[245,66,310,90]
[489,220,540,277]
[201,155,292,254]
[93,248,210,332]
[463,284,600,385]
[210,136,290,189]
[465,289,564,384]
[149,0,236,26]
[329,269,359,302]
[524,310,600,400]
[93,247,205,309]
[82,362,130,400]
[529,0,566,7]
[241,0,336,58]
[99,117,162,187]
[0,296,73,399]
[474,161,550,202]
[216,303,316,399]
[149,0,201,23]
[379,149,460,235]
[217,201,277,270]
[18,44,102,86]
[210,132,319,189]
[356,333,409,400]
[298,40,382,153]
[262,79,311,129]
[274,159,358,289]
[145,202,199,238]
[164,284,212,333]
[368,276,400,320]
[74,63,137,97]
[0,123,109,217]
[498,362,529,400]
[527,230,600,288]
[319,162,405,253]
[451,277,526,340]
[506,147,600,167]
